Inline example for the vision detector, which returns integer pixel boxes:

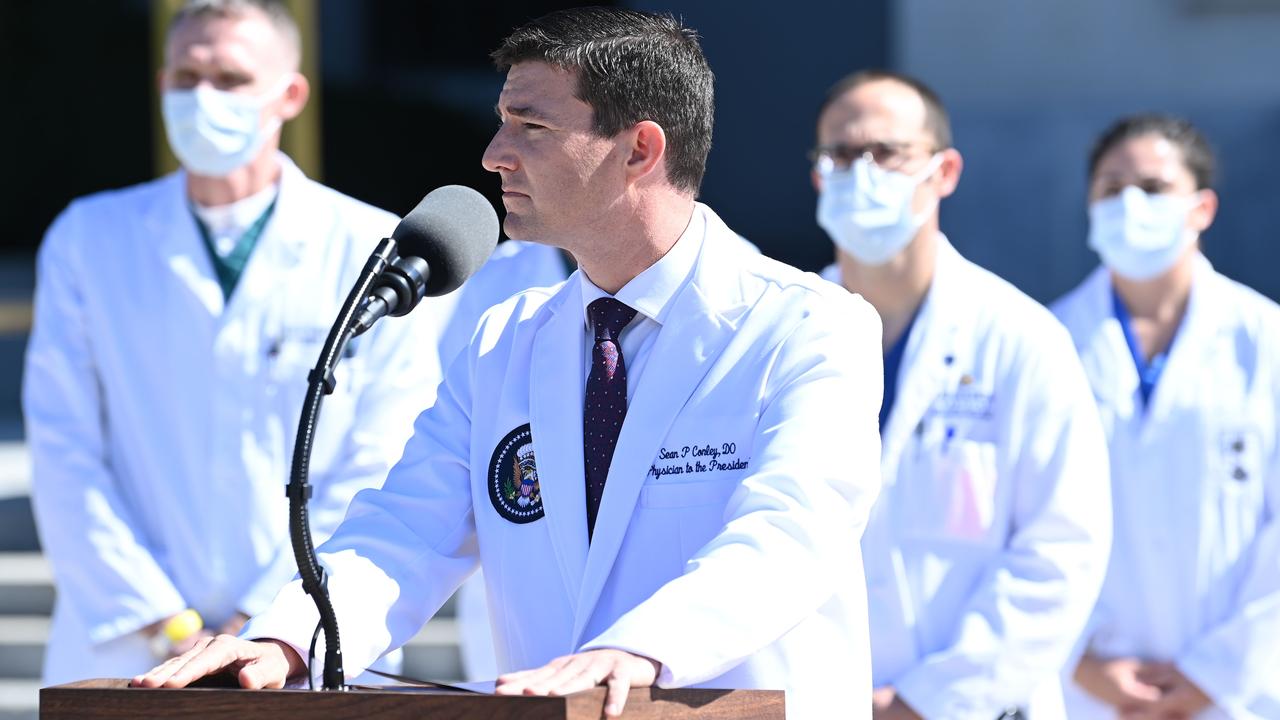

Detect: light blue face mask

[161,78,288,177]
[1088,186,1197,281]
[816,153,943,266]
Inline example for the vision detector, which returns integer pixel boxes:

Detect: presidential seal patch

[488,424,544,523]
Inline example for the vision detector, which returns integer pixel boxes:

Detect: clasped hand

[1075,654,1212,719]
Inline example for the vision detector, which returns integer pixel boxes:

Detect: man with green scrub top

[24,0,440,685]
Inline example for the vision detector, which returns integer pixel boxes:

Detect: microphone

[289,185,497,689]
[351,185,499,335]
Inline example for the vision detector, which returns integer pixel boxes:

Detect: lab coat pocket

[266,323,329,382]
[640,476,739,509]
[899,434,999,545]
[641,476,740,563]
[270,334,363,472]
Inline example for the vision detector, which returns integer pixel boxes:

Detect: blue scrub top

[880,312,918,430]
[1111,287,1178,409]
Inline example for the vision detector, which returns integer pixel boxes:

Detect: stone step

[0,679,38,720]
[0,444,31,498]
[0,443,38,554]
[0,554,52,616]
[401,616,464,683]
[0,614,464,681]
[0,552,461,620]
[0,616,45,680]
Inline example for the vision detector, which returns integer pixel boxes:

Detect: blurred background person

[812,69,1112,719]
[1054,114,1280,719]
[21,0,439,685]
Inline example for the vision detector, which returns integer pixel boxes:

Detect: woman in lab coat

[1053,114,1280,719]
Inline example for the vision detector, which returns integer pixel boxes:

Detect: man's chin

[502,217,553,246]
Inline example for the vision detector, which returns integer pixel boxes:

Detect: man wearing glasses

[811,70,1113,719]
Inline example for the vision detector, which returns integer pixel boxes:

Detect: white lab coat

[1053,257,1280,720]
[23,155,441,684]
[244,204,884,718]
[441,237,762,681]
[435,239,572,681]
[824,236,1113,719]
[436,240,574,368]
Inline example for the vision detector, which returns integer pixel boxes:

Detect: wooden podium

[40,679,786,719]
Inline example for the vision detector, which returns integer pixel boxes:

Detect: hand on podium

[130,635,306,689]
[495,648,660,718]
[130,635,660,718]
[872,686,923,720]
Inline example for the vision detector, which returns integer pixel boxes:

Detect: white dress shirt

[577,206,706,404]
[190,181,280,257]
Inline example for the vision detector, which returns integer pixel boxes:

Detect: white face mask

[162,77,289,177]
[1088,186,1197,281]
[816,153,943,266]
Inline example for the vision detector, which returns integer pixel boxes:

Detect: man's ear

[277,72,310,121]
[1188,188,1219,234]
[624,120,667,185]
[933,147,964,199]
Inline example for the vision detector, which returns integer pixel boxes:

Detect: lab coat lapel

[879,236,961,473]
[570,213,742,647]
[1077,268,1140,419]
[142,171,224,318]
[222,157,309,324]
[529,278,589,612]
[1142,254,1219,428]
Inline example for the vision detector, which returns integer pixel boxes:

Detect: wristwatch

[149,608,204,659]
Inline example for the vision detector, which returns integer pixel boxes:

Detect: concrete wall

[895,0,1280,302]
[632,0,892,273]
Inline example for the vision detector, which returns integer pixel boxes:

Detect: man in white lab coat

[23,0,437,684]
[442,232,760,683]
[811,70,1113,719]
[1054,114,1280,719]
[435,240,573,682]
[135,7,884,718]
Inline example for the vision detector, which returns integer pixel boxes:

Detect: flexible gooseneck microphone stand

[286,238,397,690]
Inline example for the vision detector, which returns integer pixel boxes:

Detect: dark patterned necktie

[584,297,638,541]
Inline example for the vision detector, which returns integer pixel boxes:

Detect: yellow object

[162,609,204,644]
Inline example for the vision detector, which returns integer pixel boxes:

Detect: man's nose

[482,127,515,173]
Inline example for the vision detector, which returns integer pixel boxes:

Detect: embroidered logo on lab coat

[930,374,994,420]
[489,424,544,523]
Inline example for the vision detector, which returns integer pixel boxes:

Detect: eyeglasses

[808,140,937,172]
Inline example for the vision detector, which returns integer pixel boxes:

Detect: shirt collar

[579,205,705,331]
[190,178,281,237]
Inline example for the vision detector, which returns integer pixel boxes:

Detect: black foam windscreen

[391,185,500,297]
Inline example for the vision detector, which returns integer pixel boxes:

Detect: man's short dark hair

[1089,114,1216,190]
[491,7,715,196]
[817,69,953,151]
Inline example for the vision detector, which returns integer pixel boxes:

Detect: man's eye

[217,74,250,89]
